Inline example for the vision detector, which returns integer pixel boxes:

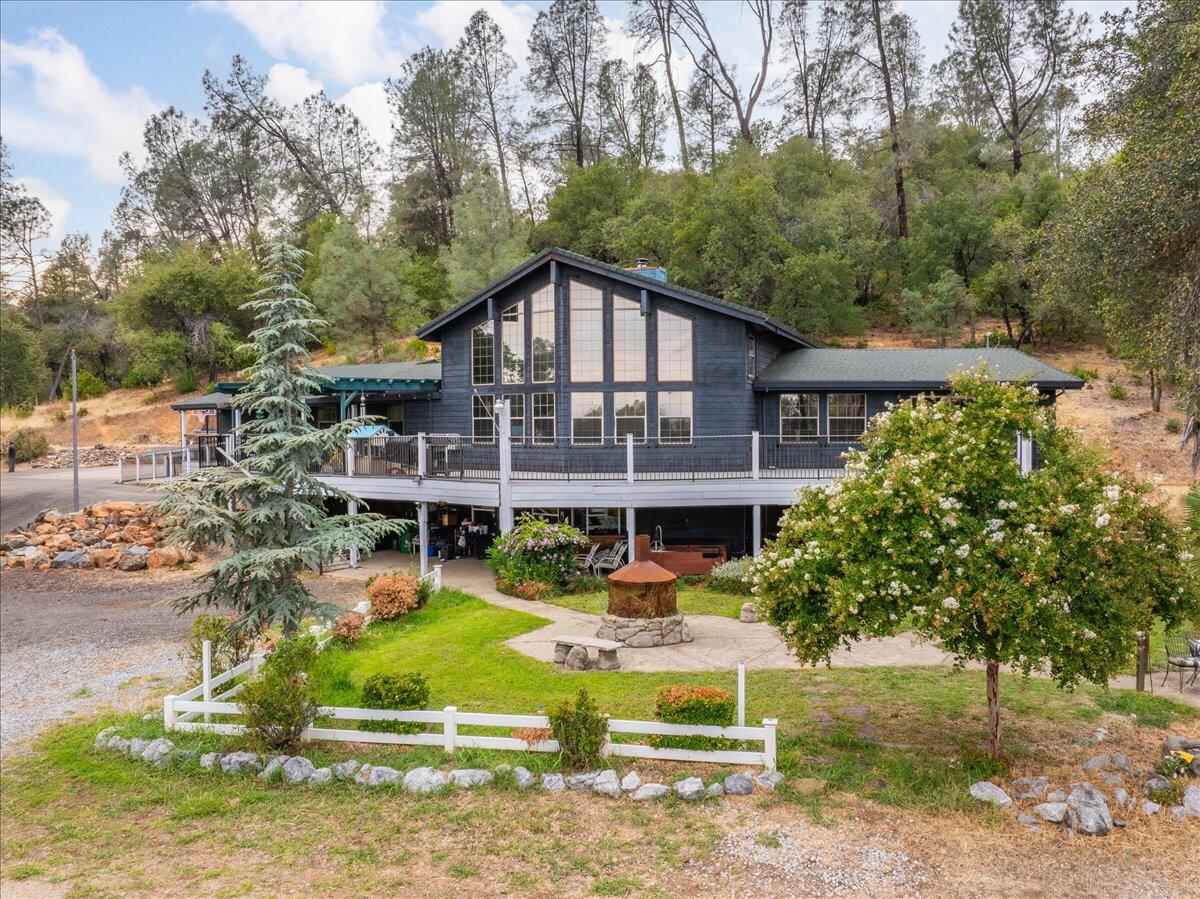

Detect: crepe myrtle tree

[158,241,408,637]
[752,370,1199,758]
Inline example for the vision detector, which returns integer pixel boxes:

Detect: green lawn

[2,587,1195,896]
[541,585,748,619]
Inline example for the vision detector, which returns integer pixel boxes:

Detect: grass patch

[2,587,1194,895]
[542,586,746,619]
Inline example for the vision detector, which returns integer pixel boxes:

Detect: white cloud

[0,28,158,183]
[265,63,324,106]
[340,82,392,148]
[197,0,406,84]
[14,176,71,242]
[414,1,536,71]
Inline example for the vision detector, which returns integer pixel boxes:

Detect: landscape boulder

[969,781,1013,808]
[1010,776,1050,800]
[281,757,315,784]
[673,777,705,801]
[51,549,91,569]
[332,760,360,781]
[448,769,493,789]
[1033,802,1069,824]
[541,773,565,792]
[591,769,621,799]
[308,768,333,785]
[513,767,536,790]
[220,751,262,774]
[118,546,151,571]
[631,783,670,802]
[620,771,641,793]
[1184,786,1200,818]
[755,770,785,792]
[724,773,754,796]
[1067,783,1113,836]
[403,767,446,794]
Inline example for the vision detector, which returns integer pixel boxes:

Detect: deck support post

[752,505,762,557]
[347,500,360,568]
[751,431,760,479]
[625,507,636,563]
[418,501,429,577]
[417,432,428,477]
[498,398,514,533]
[180,411,189,473]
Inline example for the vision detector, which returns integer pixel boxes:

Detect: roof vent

[624,258,668,282]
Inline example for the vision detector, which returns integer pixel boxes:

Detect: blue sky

[0,1,1124,251]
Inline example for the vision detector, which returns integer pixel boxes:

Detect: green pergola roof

[756,348,1084,391]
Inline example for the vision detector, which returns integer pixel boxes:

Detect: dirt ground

[0,385,192,451]
[0,567,360,757]
[864,325,1197,514]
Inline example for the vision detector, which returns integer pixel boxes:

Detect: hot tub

[649,543,727,575]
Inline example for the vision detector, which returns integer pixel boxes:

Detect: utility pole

[71,348,80,511]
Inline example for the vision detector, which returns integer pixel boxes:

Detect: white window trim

[571,392,605,445]
[503,394,526,444]
[531,392,556,445]
[471,321,495,386]
[827,392,867,443]
[613,392,648,444]
[656,309,694,383]
[472,393,496,445]
[779,393,820,444]
[657,390,693,445]
[530,286,556,384]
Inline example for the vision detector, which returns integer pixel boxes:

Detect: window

[315,405,338,428]
[571,392,604,444]
[471,321,494,385]
[747,334,757,378]
[658,391,692,443]
[532,392,556,444]
[584,508,623,534]
[570,281,604,381]
[501,302,525,384]
[386,402,404,433]
[780,393,819,443]
[656,310,693,381]
[472,394,495,444]
[503,394,525,442]
[828,393,867,442]
[613,295,646,381]
[531,285,555,382]
[613,391,646,443]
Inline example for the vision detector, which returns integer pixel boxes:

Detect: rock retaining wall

[0,502,193,572]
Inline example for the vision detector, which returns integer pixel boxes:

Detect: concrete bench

[554,636,622,671]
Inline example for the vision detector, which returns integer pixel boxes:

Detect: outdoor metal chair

[1161,632,1200,691]
[575,542,600,574]
[593,541,627,576]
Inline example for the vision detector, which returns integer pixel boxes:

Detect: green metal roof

[756,348,1084,391]
[416,247,820,348]
[213,360,442,396]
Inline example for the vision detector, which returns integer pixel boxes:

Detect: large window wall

[569,281,604,382]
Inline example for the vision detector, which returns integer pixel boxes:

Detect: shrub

[567,572,606,594]
[1166,418,1182,434]
[1108,382,1127,399]
[10,427,50,462]
[548,689,607,770]
[359,672,430,734]
[652,684,736,750]
[236,635,319,751]
[331,610,365,644]
[185,614,254,680]
[174,369,199,394]
[485,514,589,589]
[707,557,754,594]
[367,572,421,620]
[512,726,552,747]
[1070,364,1099,381]
[74,371,107,399]
[121,361,163,389]
[514,581,554,601]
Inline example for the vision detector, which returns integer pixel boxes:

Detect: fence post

[432,563,443,591]
[417,432,428,477]
[166,452,173,478]
[346,438,355,477]
[737,663,746,728]
[762,717,778,771]
[752,431,760,479]
[601,713,612,758]
[444,705,457,753]
[135,454,141,482]
[163,694,177,731]
[202,640,213,724]
[626,433,634,483]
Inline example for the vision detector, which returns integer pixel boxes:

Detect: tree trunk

[1011,139,1022,175]
[871,0,907,238]
[1149,370,1162,412]
[1136,631,1149,692]
[986,660,1002,759]
[664,51,690,172]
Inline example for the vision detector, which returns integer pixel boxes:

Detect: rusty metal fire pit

[596,535,692,647]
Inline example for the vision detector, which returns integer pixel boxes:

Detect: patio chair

[593,541,627,576]
[576,542,600,574]
[1161,633,1200,691]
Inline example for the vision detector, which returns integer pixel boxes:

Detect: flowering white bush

[752,369,1200,757]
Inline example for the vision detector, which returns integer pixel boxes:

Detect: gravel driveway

[0,568,362,758]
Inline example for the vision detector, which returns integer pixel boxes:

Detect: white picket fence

[163,564,778,769]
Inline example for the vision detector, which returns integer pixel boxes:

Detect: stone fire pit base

[596,613,693,648]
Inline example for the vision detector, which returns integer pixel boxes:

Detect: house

[165,247,1083,572]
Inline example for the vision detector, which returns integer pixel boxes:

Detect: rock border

[93,726,787,803]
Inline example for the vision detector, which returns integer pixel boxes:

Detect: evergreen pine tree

[158,241,408,636]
